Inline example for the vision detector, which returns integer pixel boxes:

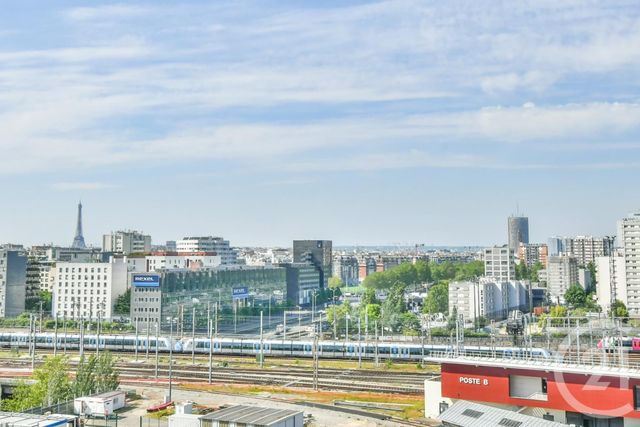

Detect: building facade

[508,216,529,250]
[546,255,579,304]
[292,240,332,289]
[176,236,238,265]
[449,279,529,321]
[280,263,321,306]
[52,257,128,320]
[484,246,515,281]
[566,236,614,266]
[127,252,222,273]
[102,230,152,254]
[518,243,549,268]
[0,249,27,318]
[332,255,359,286]
[619,213,640,316]
[596,252,627,313]
[130,265,287,329]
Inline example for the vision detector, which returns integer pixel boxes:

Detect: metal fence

[139,416,168,427]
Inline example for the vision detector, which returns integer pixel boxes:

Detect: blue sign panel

[232,286,249,299]
[132,274,161,287]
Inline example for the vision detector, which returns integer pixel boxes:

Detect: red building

[426,355,640,426]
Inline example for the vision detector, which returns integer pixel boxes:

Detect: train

[597,337,640,352]
[0,331,553,361]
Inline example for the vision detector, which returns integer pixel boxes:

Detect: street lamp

[167,316,177,401]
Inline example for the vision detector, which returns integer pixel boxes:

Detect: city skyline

[1,1,639,246]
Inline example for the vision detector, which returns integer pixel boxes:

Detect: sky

[1,0,640,247]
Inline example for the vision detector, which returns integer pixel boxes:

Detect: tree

[94,352,120,393]
[74,355,97,397]
[414,260,432,283]
[2,356,72,411]
[359,288,379,321]
[564,284,587,307]
[114,288,131,315]
[362,271,394,290]
[454,261,484,281]
[422,282,448,315]
[587,262,597,289]
[399,312,421,335]
[515,261,529,280]
[610,300,629,318]
[393,263,418,286]
[328,276,344,289]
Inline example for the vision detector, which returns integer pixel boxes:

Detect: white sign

[459,376,489,386]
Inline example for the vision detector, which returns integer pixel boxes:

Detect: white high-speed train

[0,331,553,361]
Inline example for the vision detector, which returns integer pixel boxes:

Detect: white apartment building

[565,236,614,266]
[618,213,640,316]
[546,255,579,304]
[103,230,151,255]
[596,253,627,314]
[448,279,529,321]
[484,246,515,281]
[176,236,238,264]
[52,257,127,320]
[126,252,222,272]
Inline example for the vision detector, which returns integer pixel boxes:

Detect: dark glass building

[292,240,332,289]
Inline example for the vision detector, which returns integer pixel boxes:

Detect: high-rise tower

[72,202,86,249]
[508,216,529,249]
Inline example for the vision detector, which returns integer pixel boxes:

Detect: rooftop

[439,400,567,427]
[201,405,301,426]
[0,412,75,427]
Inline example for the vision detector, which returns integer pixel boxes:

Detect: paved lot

[118,385,425,427]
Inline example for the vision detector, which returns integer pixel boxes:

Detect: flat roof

[426,354,640,379]
[440,400,568,426]
[201,405,301,426]
[0,412,75,427]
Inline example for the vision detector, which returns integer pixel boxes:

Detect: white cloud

[65,4,148,21]
[50,182,116,191]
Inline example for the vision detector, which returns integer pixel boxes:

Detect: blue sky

[1,0,640,247]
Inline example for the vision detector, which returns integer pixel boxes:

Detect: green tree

[73,355,97,396]
[114,288,131,315]
[328,276,344,289]
[515,261,529,280]
[431,262,457,281]
[359,288,379,320]
[94,352,120,393]
[564,284,587,307]
[414,260,432,283]
[530,262,543,282]
[422,282,448,315]
[454,261,484,281]
[2,356,72,411]
[610,300,629,318]
[587,262,597,289]
[393,263,418,286]
[399,312,421,335]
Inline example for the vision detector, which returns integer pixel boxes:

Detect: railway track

[0,357,430,394]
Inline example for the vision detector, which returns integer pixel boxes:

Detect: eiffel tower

[72,201,86,249]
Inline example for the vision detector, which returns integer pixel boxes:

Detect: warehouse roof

[439,401,568,427]
[201,405,301,426]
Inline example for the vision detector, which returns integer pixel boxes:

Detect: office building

[332,255,359,286]
[103,230,151,254]
[0,248,27,317]
[546,255,579,304]
[596,252,627,314]
[293,240,332,288]
[279,263,321,306]
[29,245,103,263]
[130,265,286,329]
[448,279,529,321]
[518,243,548,267]
[52,257,128,320]
[618,212,640,315]
[578,268,592,291]
[484,246,515,281]
[508,216,529,249]
[176,236,238,265]
[126,252,222,273]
